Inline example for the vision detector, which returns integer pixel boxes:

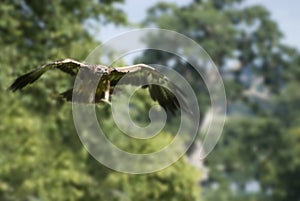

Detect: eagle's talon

[100,99,111,105]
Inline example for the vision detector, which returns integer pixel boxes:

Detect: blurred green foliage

[0,1,202,200]
[142,0,300,200]
[1,0,300,200]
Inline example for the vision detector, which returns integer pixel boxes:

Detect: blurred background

[1,0,300,200]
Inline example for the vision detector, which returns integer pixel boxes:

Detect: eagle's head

[95,66,110,75]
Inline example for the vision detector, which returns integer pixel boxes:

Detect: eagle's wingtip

[7,85,15,92]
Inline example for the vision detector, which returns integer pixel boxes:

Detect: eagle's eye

[95,68,104,74]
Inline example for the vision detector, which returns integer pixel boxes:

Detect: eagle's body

[9,59,187,115]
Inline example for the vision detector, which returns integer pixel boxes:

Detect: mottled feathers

[9,59,188,115]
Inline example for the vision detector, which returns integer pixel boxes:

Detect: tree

[0,1,125,200]
[0,1,203,200]
[143,0,298,95]
[140,0,300,200]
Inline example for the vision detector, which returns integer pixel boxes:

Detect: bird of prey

[9,58,188,115]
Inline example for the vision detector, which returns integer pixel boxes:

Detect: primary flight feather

[9,58,188,115]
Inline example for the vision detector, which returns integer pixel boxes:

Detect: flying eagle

[9,58,188,115]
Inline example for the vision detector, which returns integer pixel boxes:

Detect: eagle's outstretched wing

[8,58,85,92]
[9,60,189,115]
[111,64,188,115]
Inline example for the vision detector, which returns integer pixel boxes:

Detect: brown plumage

[8,58,188,115]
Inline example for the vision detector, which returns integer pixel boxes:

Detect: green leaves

[1,1,204,200]
[141,1,300,200]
